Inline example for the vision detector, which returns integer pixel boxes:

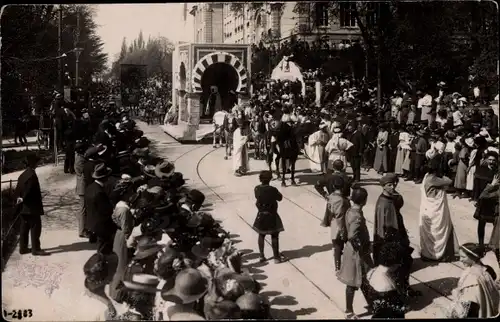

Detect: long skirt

[454,160,468,189]
[252,211,284,235]
[466,165,476,191]
[402,150,411,172]
[108,229,130,302]
[373,146,388,173]
[394,148,408,175]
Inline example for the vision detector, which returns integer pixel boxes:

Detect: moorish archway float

[191,51,248,93]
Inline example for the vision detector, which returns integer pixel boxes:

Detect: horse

[267,119,300,187]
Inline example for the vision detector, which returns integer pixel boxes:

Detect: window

[366,3,378,26]
[339,2,357,27]
[315,2,329,27]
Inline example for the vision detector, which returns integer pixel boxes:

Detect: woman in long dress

[108,181,137,303]
[419,155,459,262]
[232,118,250,176]
[454,137,471,198]
[394,128,411,176]
[373,123,389,174]
[325,123,353,171]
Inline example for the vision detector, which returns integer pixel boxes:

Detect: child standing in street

[252,170,287,263]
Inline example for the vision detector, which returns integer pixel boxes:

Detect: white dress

[466,149,477,191]
[232,129,250,173]
[419,174,459,261]
[306,130,328,172]
[325,134,353,170]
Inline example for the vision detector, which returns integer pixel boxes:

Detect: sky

[94,4,192,66]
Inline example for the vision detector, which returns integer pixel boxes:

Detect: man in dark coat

[84,163,116,254]
[83,145,105,189]
[346,120,364,183]
[372,173,420,297]
[64,120,77,174]
[15,154,50,256]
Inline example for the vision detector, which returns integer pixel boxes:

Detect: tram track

[194,147,347,315]
[193,147,472,316]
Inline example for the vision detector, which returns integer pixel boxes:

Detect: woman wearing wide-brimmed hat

[373,123,389,175]
[121,273,161,320]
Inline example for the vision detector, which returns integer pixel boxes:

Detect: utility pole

[58,6,63,94]
[376,3,382,108]
[75,7,82,88]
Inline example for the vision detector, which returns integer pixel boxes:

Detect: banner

[120,64,147,106]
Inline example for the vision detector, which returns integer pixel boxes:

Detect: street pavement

[2,121,498,320]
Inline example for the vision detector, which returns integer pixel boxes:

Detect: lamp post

[74,47,84,87]
[58,5,63,94]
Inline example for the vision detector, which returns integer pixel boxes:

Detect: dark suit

[15,167,44,251]
[64,125,76,173]
[314,171,352,198]
[348,130,365,182]
[83,159,99,188]
[84,181,116,254]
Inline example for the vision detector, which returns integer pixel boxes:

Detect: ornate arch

[191,51,248,93]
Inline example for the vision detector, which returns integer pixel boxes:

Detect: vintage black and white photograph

[1,1,499,320]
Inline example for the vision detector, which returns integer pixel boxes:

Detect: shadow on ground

[45,241,97,254]
[294,173,323,187]
[409,277,458,311]
[283,243,332,260]
[43,189,80,231]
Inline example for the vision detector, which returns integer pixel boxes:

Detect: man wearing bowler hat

[85,163,116,253]
[15,153,50,256]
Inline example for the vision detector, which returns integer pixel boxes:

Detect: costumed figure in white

[232,117,250,176]
[306,122,329,173]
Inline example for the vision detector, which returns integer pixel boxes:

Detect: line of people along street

[15,92,277,320]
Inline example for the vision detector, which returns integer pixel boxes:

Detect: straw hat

[123,273,161,293]
[465,137,475,148]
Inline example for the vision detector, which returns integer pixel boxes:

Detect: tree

[119,37,127,60]
[137,30,145,49]
[108,34,175,82]
[1,4,107,124]
[291,1,498,99]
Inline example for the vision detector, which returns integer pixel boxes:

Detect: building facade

[185,2,363,46]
